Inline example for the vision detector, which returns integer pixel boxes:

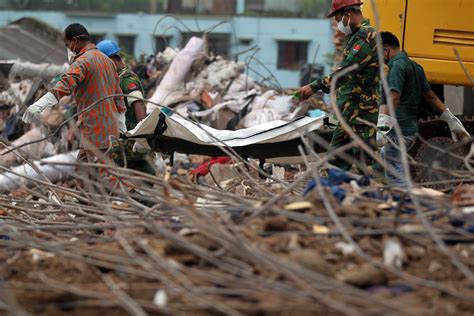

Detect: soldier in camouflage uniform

[97,40,156,176]
[298,0,380,175]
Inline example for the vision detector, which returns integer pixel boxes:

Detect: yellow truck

[363,0,474,186]
[363,0,473,87]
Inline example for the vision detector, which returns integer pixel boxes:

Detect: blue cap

[96,40,121,57]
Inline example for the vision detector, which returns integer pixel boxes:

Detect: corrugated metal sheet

[0,17,67,65]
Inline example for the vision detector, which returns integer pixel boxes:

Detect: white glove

[132,141,149,153]
[376,114,396,147]
[118,112,127,133]
[22,92,58,123]
[440,109,470,142]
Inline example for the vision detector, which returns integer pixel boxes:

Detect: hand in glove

[118,112,127,133]
[22,92,58,124]
[297,85,314,101]
[132,141,149,153]
[440,109,470,142]
[376,114,396,147]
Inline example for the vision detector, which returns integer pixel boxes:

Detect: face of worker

[334,12,351,27]
[383,46,391,64]
[334,12,353,35]
[64,36,79,54]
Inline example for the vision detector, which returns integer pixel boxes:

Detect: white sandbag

[155,47,179,66]
[147,37,205,113]
[227,74,257,95]
[0,150,78,192]
[192,57,243,91]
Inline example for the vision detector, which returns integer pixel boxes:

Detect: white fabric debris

[155,47,179,66]
[147,37,205,113]
[0,150,78,192]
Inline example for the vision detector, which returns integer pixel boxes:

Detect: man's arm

[22,59,87,124]
[423,89,470,142]
[298,33,376,99]
[419,72,470,142]
[422,90,446,113]
[132,100,147,121]
[125,78,146,121]
[381,90,401,115]
[51,59,87,101]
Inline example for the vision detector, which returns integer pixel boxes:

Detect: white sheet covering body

[127,109,326,149]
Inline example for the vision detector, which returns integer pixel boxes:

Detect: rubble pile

[0,162,473,315]
[0,36,473,315]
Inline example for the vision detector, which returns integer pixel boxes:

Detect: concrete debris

[383,237,406,268]
[335,242,356,256]
[152,289,168,308]
[0,127,52,167]
[339,263,388,288]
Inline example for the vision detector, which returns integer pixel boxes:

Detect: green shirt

[118,66,145,131]
[310,19,380,126]
[387,51,431,136]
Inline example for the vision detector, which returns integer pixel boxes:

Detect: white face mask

[67,48,76,64]
[337,15,352,35]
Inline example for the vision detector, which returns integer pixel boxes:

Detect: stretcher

[126,109,334,160]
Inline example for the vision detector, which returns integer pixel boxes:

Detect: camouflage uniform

[310,19,380,174]
[111,67,155,176]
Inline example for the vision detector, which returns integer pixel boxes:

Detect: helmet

[327,0,363,17]
[96,40,121,57]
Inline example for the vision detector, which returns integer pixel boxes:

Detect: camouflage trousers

[328,123,378,176]
[111,139,156,176]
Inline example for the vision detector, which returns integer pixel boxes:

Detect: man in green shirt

[96,40,155,176]
[379,32,469,185]
[298,0,380,175]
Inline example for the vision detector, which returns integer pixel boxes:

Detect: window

[182,32,230,57]
[117,35,136,56]
[246,0,264,12]
[208,33,230,57]
[277,41,308,70]
[155,36,172,53]
[89,34,105,44]
[167,0,195,14]
[264,0,299,13]
[167,0,236,15]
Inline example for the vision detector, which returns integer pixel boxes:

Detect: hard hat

[327,0,363,17]
[96,40,121,57]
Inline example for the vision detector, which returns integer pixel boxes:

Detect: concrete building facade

[0,7,333,88]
